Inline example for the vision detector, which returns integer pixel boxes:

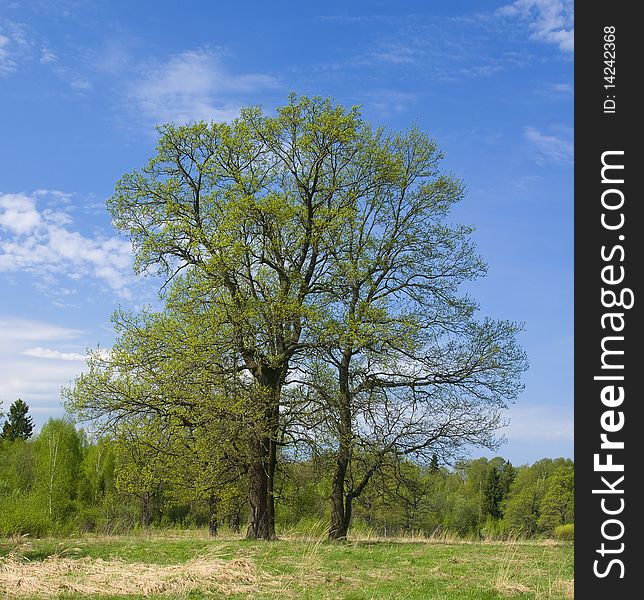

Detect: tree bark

[329,438,351,540]
[246,370,281,541]
[230,510,241,533]
[329,356,353,541]
[246,434,274,539]
[141,492,152,527]
[208,493,218,537]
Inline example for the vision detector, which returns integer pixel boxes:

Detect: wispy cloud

[540,82,573,99]
[0,317,86,418]
[368,43,418,66]
[22,347,86,361]
[313,13,535,85]
[39,46,57,64]
[0,21,30,75]
[130,48,279,125]
[497,0,574,53]
[0,18,89,93]
[360,89,420,118]
[523,126,573,164]
[0,33,14,74]
[505,404,573,441]
[0,317,81,342]
[0,190,133,297]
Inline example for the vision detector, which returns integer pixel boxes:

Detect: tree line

[0,405,573,539]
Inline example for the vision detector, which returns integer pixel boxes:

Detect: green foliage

[482,466,503,520]
[0,438,35,495]
[554,523,574,540]
[503,458,574,536]
[538,465,574,533]
[0,417,573,538]
[32,418,84,521]
[1,399,34,441]
[0,493,51,536]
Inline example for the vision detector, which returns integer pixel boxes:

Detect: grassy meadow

[1,529,573,600]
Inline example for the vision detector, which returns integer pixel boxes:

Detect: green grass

[0,530,573,599]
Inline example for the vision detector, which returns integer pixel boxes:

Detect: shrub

[481,517,511,540]
[554,523,574,540]
[0,494,52,537]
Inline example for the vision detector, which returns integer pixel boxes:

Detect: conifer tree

[1,399,34,441]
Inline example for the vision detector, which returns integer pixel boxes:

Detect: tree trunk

[230,510,241,533]
[208,493,218,537]
[246,435,273,539]
[245,369,282,541]
[329,363,353,541]
[329,442,350,539]
[141,493,152,527]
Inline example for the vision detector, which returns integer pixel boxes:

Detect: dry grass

[553,578,574,599]
[493,535,573,599]
[0,552,268,598]
[0,532,573,599]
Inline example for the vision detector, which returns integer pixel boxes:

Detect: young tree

[503,462,557,536]
[498,460,516,503]
[538,465,574,533]
[79,437,116,507]
[482,465,503,520]
[1,399,34,441]
[32,418,83,519]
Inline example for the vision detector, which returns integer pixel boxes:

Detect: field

[0,530,573,599]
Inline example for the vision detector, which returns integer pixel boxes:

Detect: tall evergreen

[482,465,503,520]
[1,399,34,441]
[429,454,440,473]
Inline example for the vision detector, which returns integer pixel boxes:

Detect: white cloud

[505,404,573,441]
[131,48,279,125]
[0,317,81,342]
[0,190,133,296]
[22,347,86,361]
[548,82,572,95]
[0,193,41,233]
[0,33,14,74]
[0,318,112,426]
[0,317,87,420]
[70,76,92,91]
[368,44,418,66]
[498,0,573,52]
[523,126,573,164]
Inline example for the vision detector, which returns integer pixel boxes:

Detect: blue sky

[0,0,573,465]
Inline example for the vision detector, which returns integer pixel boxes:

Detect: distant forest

[0,406,573,540]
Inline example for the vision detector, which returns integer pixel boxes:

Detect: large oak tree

[68,95,526,541]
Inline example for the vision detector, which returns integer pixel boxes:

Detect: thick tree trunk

[329,490,353,540]
[246,371,281,541]
[246,434,274,540]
